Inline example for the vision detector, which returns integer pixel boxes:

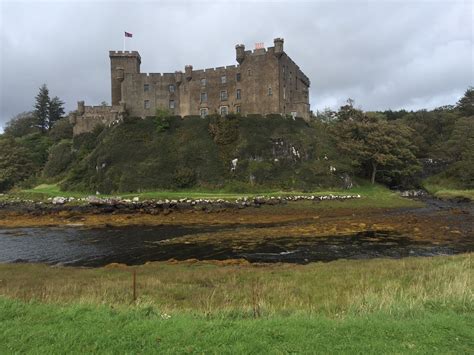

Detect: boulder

[52,196,67,205]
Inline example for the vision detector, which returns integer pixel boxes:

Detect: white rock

[52,196,67,205]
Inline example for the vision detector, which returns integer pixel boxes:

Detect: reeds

[0,254,471,317]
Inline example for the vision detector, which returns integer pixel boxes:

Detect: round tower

[185,65,193,81]
[235,44,245,64]
[175,71,183,85]
[274,38,284,57]
[77,101,85,116]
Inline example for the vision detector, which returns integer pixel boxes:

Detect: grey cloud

[1,0,472,130]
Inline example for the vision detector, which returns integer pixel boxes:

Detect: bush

[43,140,73,179]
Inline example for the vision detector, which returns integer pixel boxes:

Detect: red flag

[125,32,133,38]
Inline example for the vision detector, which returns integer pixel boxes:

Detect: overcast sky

[0,0,472,129]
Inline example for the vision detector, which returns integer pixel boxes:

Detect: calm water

[0,224,471,267]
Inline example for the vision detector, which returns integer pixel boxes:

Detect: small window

[236,73,241,82]
[169,100,175,109]
[220,90,228,101]
[268,87,272,96]
[220,106,228,116]
[144,100,150,109]
[221,75,227,84]
[200,92,207,102]
[169,84,175,93]
[200,108,208,118]
[236,89,241,100]
[247,69,251,76]
[144,84,150,92]
[236,105,241,114]
[201,78,206,86]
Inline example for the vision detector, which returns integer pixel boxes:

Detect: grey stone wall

[113,38,311,120]
[71,38,311,135]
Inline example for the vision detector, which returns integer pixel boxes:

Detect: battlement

[109,50,141,57]
[109,50,141,63]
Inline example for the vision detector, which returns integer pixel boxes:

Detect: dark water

[0,225,471,267]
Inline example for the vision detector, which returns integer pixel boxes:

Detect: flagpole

[123,34,125,51]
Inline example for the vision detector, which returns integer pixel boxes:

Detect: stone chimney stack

[235,44,246,64]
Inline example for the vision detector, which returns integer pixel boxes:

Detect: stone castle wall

[70,38,311,135]
[69,102,124,135]
[111,38,311,120]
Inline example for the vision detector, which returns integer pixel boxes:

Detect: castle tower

[109,51,141,105]
[273,38,284,57]
[235,44,246,64]
[185,65,193,81]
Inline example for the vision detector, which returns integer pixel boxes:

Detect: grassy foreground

[0,255,472,352]
[1,298,472,353]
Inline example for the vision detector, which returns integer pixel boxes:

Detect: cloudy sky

[0,0,472,129]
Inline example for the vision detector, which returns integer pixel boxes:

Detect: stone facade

[70,38,311,135]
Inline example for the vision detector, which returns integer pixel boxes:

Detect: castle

[69,38,311,135]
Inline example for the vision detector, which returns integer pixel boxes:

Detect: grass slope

[1,298,472,353]
[5,182,422,209]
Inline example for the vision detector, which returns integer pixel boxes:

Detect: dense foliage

[0,87,472,193]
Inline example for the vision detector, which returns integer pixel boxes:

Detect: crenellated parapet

[69,101,127,135]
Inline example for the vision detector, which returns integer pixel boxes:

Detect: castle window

[221,75,227,84]
[144,84,150,92]
[169,100,175,109]
[236,105,241,114]
[247,69,251,76]
[201,92,208,102]
[169,84,175,93]
[144,100,150,109]
[200,108,208,118]
[220,106,228,116]
[236,89,241,100]
[201,78,206,86]
[268,87,272,96]
[220,90,228,101]
[236,73,241,82]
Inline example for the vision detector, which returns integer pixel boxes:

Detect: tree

[0,138,35,192]
[4,112,40,137]
[456,87,474,117]
[48,96,65,128]
[34,84,50,132]
[336,98,364,121]
[49,117,73,142]
[335,114,420,184]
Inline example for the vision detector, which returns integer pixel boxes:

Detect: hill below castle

[60,114,349,194]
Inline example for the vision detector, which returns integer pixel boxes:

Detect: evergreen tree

[48,96,65,129]
[34,84,50,132]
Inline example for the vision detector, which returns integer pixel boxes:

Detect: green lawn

[0,298,472,353]
[423,184,474,201]
[3,182,422,209]
[423,177,474,201]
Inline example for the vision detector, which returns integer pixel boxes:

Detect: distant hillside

[60,115,352,194]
